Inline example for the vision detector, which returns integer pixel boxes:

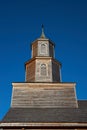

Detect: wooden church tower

[0,26,87,129]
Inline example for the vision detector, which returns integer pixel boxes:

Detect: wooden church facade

[0,26,87,129]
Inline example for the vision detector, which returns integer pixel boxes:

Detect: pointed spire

[40,24,46,38]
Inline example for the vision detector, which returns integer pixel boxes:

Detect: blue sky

[0,0,87,120]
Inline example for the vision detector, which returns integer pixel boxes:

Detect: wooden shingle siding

[49,42,54,57]
[26,60,35,82]
[11,83,78,108]
[32,41,38,58]
[35,59,52,82]
[52,60,60,82]
[38,41,49,57]
[25,57,61,83]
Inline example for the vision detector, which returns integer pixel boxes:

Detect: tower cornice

[12,82,76,87]
[25,57,61,66]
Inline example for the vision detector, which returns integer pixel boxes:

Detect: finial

[42,24,44,29]
[40,24,46,38]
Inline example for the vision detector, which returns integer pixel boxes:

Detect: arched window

[41,44,46,54]
[41,64,47,76]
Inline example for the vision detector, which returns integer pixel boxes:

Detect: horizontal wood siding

[12,84,77,108]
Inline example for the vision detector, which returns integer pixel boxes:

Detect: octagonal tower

[25,25,61,82]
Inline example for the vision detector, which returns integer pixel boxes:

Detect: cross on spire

[40,24,46,38]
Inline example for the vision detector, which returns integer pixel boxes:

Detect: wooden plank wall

[12,85,77,108]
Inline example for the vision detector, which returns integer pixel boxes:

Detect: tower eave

[25,57,61,66]
[12,82,76,88]
[31,38,55,47]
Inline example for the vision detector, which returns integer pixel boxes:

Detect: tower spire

[40,24,46,38]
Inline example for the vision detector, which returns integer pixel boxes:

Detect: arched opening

[41,44,46,54]
[40,64,47,76]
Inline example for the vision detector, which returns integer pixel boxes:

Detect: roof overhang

[12,82,76,88]
[25,57,61,66]
[0,122,87,128]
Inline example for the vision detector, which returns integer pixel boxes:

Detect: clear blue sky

[0,0,87,120]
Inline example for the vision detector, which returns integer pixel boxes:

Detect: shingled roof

[1,100,87,123]
[78,100,87,108]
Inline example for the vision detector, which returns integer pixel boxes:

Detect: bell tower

[11,25,78,109]
[25,25,61,82]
